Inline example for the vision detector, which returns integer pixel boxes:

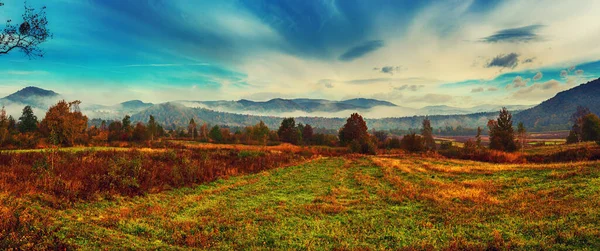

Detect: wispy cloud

[481,25,545,43]
[339,40,384,61]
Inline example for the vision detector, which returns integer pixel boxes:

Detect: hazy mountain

[419,104,533,115]
[339,98,397,108]
[514,78,600,131]
[178,97,398,114]
[129,101,497,131]
[0,86,61,107]
[81,100,154,120]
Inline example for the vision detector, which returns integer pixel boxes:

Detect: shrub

[348,138,377,155]
[400,133,425,152]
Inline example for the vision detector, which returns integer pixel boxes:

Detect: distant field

[2,148,599,249]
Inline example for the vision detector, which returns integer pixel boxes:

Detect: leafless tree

[0,1,52,58]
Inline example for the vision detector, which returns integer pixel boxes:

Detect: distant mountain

[178,97,399,114]
[339,98,397,108]
[3,86,59,102]
[515,78,600,131]
[119,100,154,110]
[420,104,533,115]
[130,102,497,131]
[0,86,62,112]
[81,100,154,120]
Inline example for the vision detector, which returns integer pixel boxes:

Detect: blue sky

[1,0,600,107]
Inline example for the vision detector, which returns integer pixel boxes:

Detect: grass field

[2,149,599,250]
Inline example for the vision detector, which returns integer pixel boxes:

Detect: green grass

[6,156,600,249]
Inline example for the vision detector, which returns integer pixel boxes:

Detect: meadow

[1,142,600,250]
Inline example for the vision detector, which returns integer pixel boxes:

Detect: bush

[439,141,452,150]
[400,133,425,152]
[349,138,377,155]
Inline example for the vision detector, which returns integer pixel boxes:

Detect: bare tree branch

[0,1,52,58]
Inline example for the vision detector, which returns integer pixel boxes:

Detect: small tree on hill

[422,117,436,150]
[488,107,516,152]
[18,105,38,133]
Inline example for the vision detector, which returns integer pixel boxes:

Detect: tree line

[5,99,599,153]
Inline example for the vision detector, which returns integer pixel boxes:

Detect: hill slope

[514,78,600,130]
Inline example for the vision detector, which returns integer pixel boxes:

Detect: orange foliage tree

[39,100,88,146]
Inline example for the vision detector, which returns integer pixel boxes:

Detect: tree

[421,117,436,150]
[339,113,376,154]
[0,106,8,146]
[581,113,600,142]
[107,121,123,142]
[373,130,388,147]
[147,115,158,141]
[400,133,425,152]
[120,115,133,141]
[39,100,88,146]
[338,113,369,146]
[132,122,149,141]
[475,127,482,148]
[200,123,208,141]
[1,1,52,57]
[517,122,527,150]
[18,105,37,133]
[188,118,197,139]
[302,124,314,145]
[567,106,592,143]
[209,125,223,143]
[278,118,300,144]
[488,107,517,152]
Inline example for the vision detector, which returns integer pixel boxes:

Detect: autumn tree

[107,121,123,142]
[339,113,375,154]
[199,123,208,141]
[400,133,425,152]
[132,122,149,141]
[278,118,300,144]
[39,100,88,146]
[488,107,516,152]
[18,105,37,133]
[421,117,436,150]
[1,1,52,57]
[338,113,369,146]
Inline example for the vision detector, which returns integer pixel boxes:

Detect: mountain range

[2,78,599,131]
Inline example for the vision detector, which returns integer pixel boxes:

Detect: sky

[1,0,600,108]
